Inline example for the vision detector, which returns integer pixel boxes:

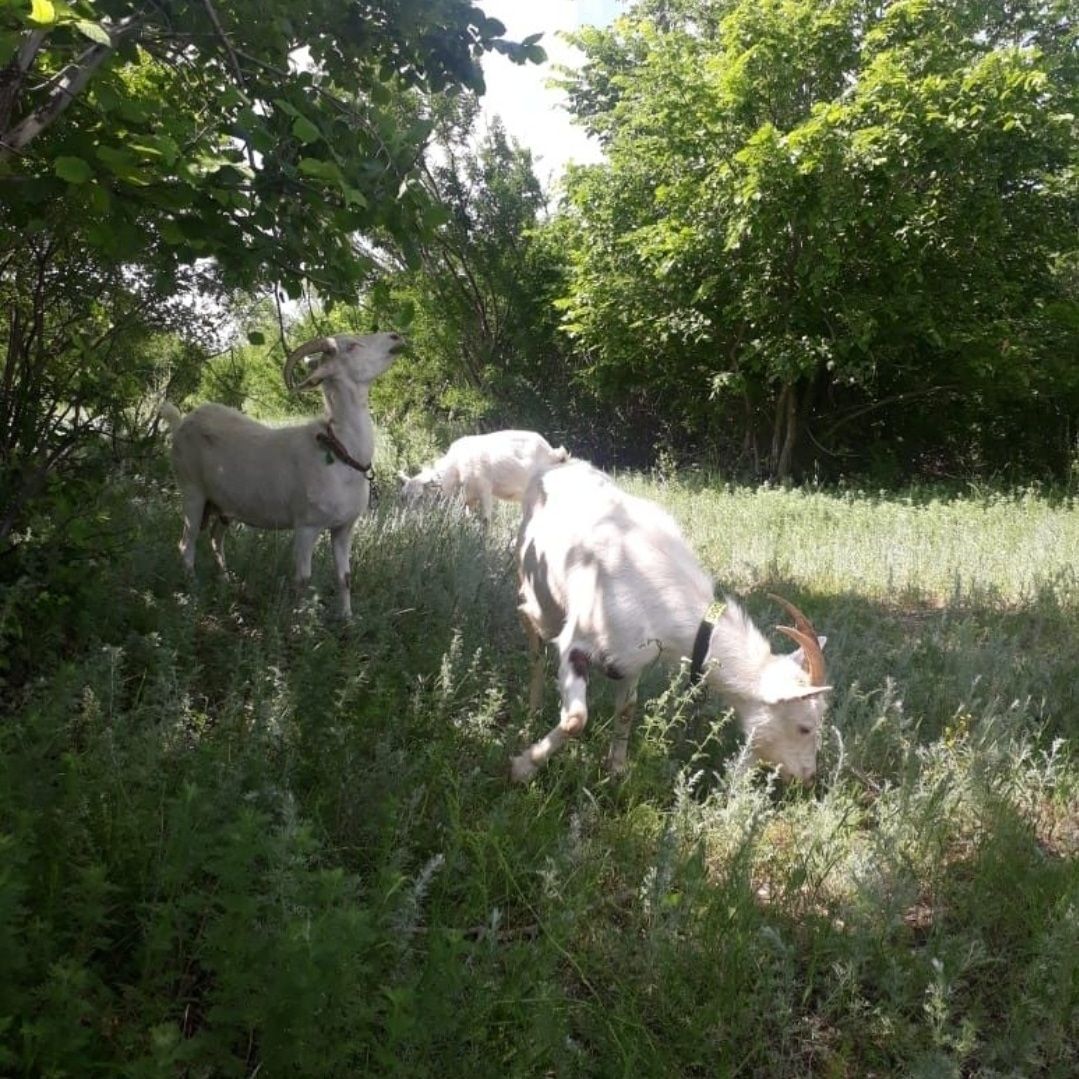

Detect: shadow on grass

[3,476,1077,1076]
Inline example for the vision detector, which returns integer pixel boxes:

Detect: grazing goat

[398,430,568,523]
[159,331,405,617]
[511,461,832,783]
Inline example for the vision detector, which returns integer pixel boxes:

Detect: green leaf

[54,156,93,184]
[297,157,341,183]
[92,82,121,112]
[421,203,451,229]
[223,161,254,180]
[342,185,367,208]
[129,135,180,165]
[119,99,149,124]
[95,145,148,184]
[28,0,57,27]
[291,115,321,145]
[88,182,109,214]
[217,86,246,109]
[74,19,111,45]
[159,219,185,245]
[247,330,265,345]
[273,98,300,119]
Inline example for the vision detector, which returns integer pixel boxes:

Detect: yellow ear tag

[705,599,727,622]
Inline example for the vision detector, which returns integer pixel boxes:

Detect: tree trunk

[776,383,798,483]
[741,392,758,476]
[770,384,789,475]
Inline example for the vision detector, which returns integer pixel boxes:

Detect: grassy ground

[1,466,1076,1076]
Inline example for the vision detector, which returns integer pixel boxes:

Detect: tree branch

[821,386,959,441]
[0,14,143,162]
[0,28,49,135]
[199,0,257,168]
[200,0,246,90]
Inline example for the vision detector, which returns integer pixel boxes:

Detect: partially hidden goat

[511,460,832,783]
[399,430,568,523]
[159,331,404,617]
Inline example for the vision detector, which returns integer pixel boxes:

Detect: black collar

[316,423,373,478]
[689,619,713,686]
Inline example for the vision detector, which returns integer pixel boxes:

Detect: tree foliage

[1,0,541,296]
[0,0,542,544]
[366,101,585,449]
[558,0,1079,479]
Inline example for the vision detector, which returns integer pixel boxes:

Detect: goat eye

[797,724,813,736]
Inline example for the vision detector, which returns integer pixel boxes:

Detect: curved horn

[775,624,827,687]
[283,336,337,391]
[767,593,819,639]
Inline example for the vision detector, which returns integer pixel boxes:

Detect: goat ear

[293,358,335,390]
[397,470,409,483]
[776,684,832,702]
[787,635,827,668]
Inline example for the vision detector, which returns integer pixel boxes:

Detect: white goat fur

[400,430,568,522]
[159,331,404,617]
[512,461,831,782]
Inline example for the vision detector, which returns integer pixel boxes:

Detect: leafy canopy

[557,0,1078,477]
[0,0,546,299]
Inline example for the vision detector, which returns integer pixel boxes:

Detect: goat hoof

[509,754,537,784]
[606,753,628,776]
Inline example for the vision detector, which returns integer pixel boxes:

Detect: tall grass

[625,475,1079,603]
[1,467,1075,1076]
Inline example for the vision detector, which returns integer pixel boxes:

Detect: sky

[476,0,625,187]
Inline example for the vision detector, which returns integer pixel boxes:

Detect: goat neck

[321,379,374,466]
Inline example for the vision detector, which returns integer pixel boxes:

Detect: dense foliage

[556,0,1079,477]
[0,0,539,543]
[1,0,540,295]
[358,101,608,458]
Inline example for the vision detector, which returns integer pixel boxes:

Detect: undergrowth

[1,468,1076,1076]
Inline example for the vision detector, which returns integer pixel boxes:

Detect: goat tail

[158,401,184,434]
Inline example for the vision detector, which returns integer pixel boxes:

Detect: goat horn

[774,625,827,687]
[767,593,819,638]
[769,594,827,685]
[283,336,337,391]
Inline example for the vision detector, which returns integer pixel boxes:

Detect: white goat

[398,430,568,523]
[511,461,832,783]
[159,331,404,617]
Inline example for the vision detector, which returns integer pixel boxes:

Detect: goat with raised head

[511,461,832,783]
[159,331,404,617]
[398,430,568,523]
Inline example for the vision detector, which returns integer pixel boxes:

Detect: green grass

[1,468,1076,1076]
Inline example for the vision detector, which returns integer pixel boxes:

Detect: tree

[0,1,543,297]
[0,1,545,543]
[558,0,1079,479]
[0,235,217,543]
[367,101,581,445]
